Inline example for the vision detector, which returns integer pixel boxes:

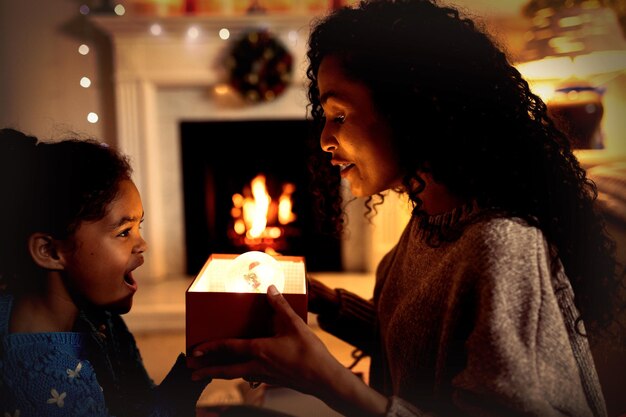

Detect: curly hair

[0,128,132,293]
[305,0,621,332]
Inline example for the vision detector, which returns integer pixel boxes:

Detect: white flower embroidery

[47,389,66,407]
[66,361,82,379]
[4,410,20,417]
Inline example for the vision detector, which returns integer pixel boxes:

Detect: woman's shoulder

[462,214,545,250]
[453,214,554,276]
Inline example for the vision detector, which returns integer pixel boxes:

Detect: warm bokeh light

[232,193,244,207]
[288,30,298,44]
[219,28,230,40]
[234,219,246,235]
[87,112,99,123]
[114,4,126,15]
[187,26,200,40]
[78,44,90,55]
[150,23,163,36]
[80,77,91,88]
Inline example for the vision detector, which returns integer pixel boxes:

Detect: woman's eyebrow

[320,90,345,105]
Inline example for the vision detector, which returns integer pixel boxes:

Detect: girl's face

[317,55,403,197]
[59,179,147,314]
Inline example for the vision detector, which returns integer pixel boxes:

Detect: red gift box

[186,253,307,354]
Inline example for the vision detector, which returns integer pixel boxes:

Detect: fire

[278,183,296,225]
[231,174,296,244]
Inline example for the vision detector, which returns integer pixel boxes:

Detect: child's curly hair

[0,128,132,293]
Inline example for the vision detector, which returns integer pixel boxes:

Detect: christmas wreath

[225,29,294,103]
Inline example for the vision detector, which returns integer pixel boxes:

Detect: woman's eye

[334,115,345,124]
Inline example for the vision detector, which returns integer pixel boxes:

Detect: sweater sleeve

[104,314,208,417]
[447,223,604,417]
[308,276,378,355]
[149,353,209,417]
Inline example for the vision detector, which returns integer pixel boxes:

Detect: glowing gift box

[185,252,308,353]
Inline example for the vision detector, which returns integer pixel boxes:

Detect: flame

[246,174,271,238]
[278,183,296,225]
[231,174,296,241]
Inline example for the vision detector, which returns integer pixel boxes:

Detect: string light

[114,4,126,15]
[187,26,200,40]
[78,44,90,55]
[77,4,99,124]
[87,112,99,123]
[219,28,230,40]
[150,23,163,36]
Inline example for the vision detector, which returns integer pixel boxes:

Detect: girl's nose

[134,236,148,254]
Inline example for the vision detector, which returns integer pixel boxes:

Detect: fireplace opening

[180,120,342,275]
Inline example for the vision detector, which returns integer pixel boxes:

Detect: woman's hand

[188,285,340,394]
[187,285,388,417]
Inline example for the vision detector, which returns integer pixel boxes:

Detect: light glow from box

[225,251,285,293]
[187,252,307,294]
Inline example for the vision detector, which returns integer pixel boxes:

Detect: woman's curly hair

[305,0,622,333]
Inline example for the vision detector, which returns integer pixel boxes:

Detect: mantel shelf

[90,13,318,37]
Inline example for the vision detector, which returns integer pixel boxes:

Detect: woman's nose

[320,129,338,153]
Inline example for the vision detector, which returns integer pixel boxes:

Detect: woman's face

[317,55,403,197]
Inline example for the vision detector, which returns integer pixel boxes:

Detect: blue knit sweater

[0,294,206,417]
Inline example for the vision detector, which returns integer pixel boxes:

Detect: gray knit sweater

[316,205,606,417]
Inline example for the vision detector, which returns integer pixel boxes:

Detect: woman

[189,1,622,416]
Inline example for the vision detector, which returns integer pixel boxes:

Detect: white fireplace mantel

[92,14,318,282]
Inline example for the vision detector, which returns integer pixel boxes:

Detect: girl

[0,128,207,417]
[188,1,624,417]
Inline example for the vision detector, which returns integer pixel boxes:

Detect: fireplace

[180,119,342,275]
[92,14,410,282]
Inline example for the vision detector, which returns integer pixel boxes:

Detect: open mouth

[124,271,138,291]
[338,163,355,175]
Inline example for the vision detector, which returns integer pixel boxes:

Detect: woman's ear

[28,233,66,271]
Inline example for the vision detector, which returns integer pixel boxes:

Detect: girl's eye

[118,229,131,238]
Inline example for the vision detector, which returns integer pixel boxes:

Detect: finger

[191,361,261,382]
[189,339,255,367]
[267,284,304,324]
[192,338,253,357]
